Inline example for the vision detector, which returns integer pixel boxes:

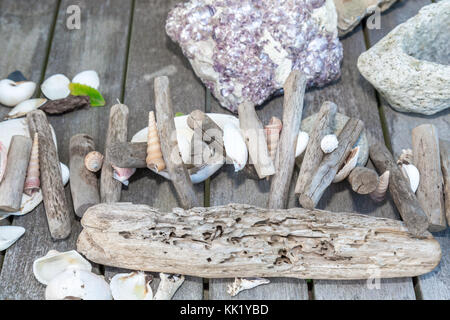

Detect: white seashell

[153,273,185,300]
[370,170,390,202]
[223,122,248,172]
[110,272,153,300]
[5,98,47,120]
[0,141,7,183]
[45,268,112,300]
[333,146,360,183]
[33,250,92,285]
[400,163,420,193]
[0,226,25,251]
[227,278,270,297]
[41,74,71,100]
[72,70,100,90]
[321,134,339,154]
[295,131,309,158]
[0,79,36,107]
[190,163,224,184]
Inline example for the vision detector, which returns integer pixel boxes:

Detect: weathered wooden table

[0,0,448,300]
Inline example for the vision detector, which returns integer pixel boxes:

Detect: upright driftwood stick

[412,124,446,232]
[0,136,32,212]
[70,134,100,218]
[268,71,307,209]
[77,203,441,279]
[27,110,71,239]
[299,118,364,209]
[347,167,379,195]
[154,76,200,209]
[370,142,429,237]
[238,101,275,179]
[439,139,450,224]
[109,142,147,168]
[295,101,337,195]
[100,104,129,203]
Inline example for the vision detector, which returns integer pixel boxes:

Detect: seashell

[153,273,185,300]
[41,74,71,100]
[333,146,360,183]
[0,141,7,184]
[264,117,282,162]
[33,250,92,285]
[112,165,136,186]
[190,162,224,184]
[223,122,248,172]
[45,268,112,300]
[24,134,40,196]
[5,98,47,120]
[84,151,104,173]
[321,134,339,153]
[0,79,36,107]
[227,278,270,297]
[72,70,100,90]
[295,131,309,158]
[0,226,25,251]
[400,163,420,193]
[7,70,27,82]
[370,170,390,202]
[146,111,166,172]
[110,272,153,300]
[397,148,413,165]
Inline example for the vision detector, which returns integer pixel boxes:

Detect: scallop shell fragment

[0,226,25,251]
[264,117,282,162]
[84,151,104,173]
[333,146,360,183]
[110,272,153,300]
[0,79,36,107]
[72,70,100,90]
[5,98,47,120]
[24,134,40,196]
[41,74,71,100]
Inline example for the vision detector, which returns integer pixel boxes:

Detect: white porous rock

[357,1,450,115]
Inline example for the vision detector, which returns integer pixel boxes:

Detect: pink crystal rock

[166,0,343,113]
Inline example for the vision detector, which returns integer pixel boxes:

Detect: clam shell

[146,111,166,172]
[333,146,360,183]
[24,134,40,196]
[321,134,339,154]
[400,163,420,193]
[110,272,153,300]
[72,70,100,90]
[41,74,71,100]
[5,98,47,120]
[295,131,309,158]
[223,122,248,172]
[0,79,36,107]
[84,151,104,173]
[0,226,25,251]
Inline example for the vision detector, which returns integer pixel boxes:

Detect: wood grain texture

[347,167,379,195]
[109,142,147,168]
[440,139,450,224]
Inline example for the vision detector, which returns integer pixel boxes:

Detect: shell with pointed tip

[370,170,390,202]
[112,165,136,186]
[397,148,413,165]
[0,79,36,107]
[146,111,166,172]
[72,70,100,90]
[223,122,248,172]
[321,134,339,153]
[24,134,40,196]
[33,250,92,285]
[5,98,47,119]
[0,226,25,251]
[333,146,360,183]
[295,131,309,158]
[84,151,104,173]
[110,272,153,300]
[264,117,282,162]
[41,74,71,100]
[227,278,270,297]
[400,163,420,193]
[0,141,6,184]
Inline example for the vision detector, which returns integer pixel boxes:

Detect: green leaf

[175,112,184,117]
[69,83,106,107]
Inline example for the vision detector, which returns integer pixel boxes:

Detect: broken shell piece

[110,272,153,300]
[33,250,92,285]
[321,134,339,154]
[370,170,390,202]
[72,70,100,90]
[400,163,420,193]
[0,226,25,251]
[24,134,40,196]
[84,151,104,173]
[153,273,185,300]
[397,148,413,165]
[223,122,248,172]
[0,79,36,107]
[112,165,136,186]
[146,111,166,172]
[264,117,282,162]
[45,268,112,300]
[7,71,27,82]
[227,278,270,297]
[60,162,70,185]
[295,131,309,158]
[0,141,6,183]
[333,146,360,183]
[5,98,47,120]
[41,74,71,100]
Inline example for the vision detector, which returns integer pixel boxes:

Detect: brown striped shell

[264,116,282,162]
[84,151,104,173]
[24,133,40,196]
[146,111,166,172]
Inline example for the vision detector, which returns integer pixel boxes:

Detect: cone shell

[264,117,282,162]
[84,151,104,173]
[24,134,40,196]
[370,170,390,202]
[333,146,360,183]
[146,111,166,172]
[0,141,7,184]
[112,165,136,186]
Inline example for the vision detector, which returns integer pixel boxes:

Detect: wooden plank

[102,0,204,300]
[0,0,132,299]
[367,0,450,300]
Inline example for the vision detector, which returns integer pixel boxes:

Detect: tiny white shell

[223,122,248,172]
[5,98,47,119]
[110,272,153,300]
[295,131,309,158]
[0,79,36,107]
[227,278,270,297]
[400,163,420,193]
[41,74,71,100]
[0,226,25,251]
[321,134,339,154]
[72,70,100,89]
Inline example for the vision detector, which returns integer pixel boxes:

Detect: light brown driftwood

[27,110,71,239]
[77,202,441,279]
[109,142,147,168]
[268,71,307,209]
[412,124,446,232]
[154,76,200,209]
[0,135,32,212]
[347,166,379,195]
[370,142,429,237]
[69,134,100,218]
[100,104,129,203]
[440,139,450,225]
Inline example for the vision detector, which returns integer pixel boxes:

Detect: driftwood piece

[268,71,307,209]
[299,118,364,209]
[347,166,379,195]
[238,101,275,179]
[412,124,446,232]
[69,134,100,218]
[100,104,129,203]
[77,202,441,279]
[154,76,200,209]
[370,142,429,237]
[0,135,32,212]
[440,139,450,225]
[40,96,90,114]
[27,110,71,239]
[109,142,147,168]
[295,101,337,195]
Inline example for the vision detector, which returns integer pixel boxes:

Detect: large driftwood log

[0,135,32,212]
[27,110,71,239]
[69,134,100,218]
[268,71,307,209]
[299,118,364,209]
[77,203,441,279]
[109,142,147,168]
[412,124,446,232]
[154,76,200,209]
[370,142,429,237]
[347,167,379,195]
[100,104,129,203]
[440,139,450,224]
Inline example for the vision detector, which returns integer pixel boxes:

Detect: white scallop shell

[41,74,71,100]
[295,131,309,158]
[321,134,339,153]
[5,98,47,120]
[72,70,100,89]
[400,163,420,193]
[0,79,36,107]
[0,226,25,251]
[110,272,153,300]
[223,122,248,172]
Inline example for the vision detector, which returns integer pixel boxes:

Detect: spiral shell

[397,149,413,165]
[370,170,390,202]
[24,134,40,196]
[146,111,166,172]
[112,165,136,186]
[84,151,104,173]
[264,117,282,162]
[333,146,360,183]
[0,141,7,184]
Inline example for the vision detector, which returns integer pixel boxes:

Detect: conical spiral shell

[370,170,390,202]
[84,151,104,173]
[264,117,282,162]
[146,111,166,172]
[24,133,40,196]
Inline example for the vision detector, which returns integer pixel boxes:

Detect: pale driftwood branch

[100,104,129,203]
[347,167,379,195]
[0,136,32,212]
[299,118,364,209]
[440,139,450,225]
[109,142,147,168]
[370,142,429,237]
[412,124,446,232]
[154,76,200,209]
[268,71,307,209]
[77,203,441,279]
[238,101,275,179]
[27,110,71,239]
[69,134,100,218]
